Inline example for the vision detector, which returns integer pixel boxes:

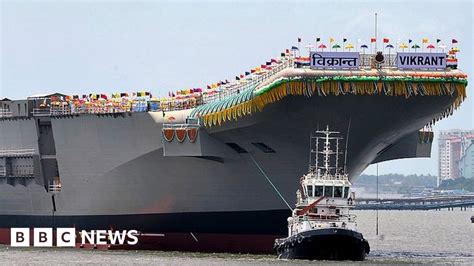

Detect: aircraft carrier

[0,46,468,253]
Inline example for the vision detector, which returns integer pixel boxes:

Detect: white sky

[1,0,473,175]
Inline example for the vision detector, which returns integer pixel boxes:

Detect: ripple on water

[0,210,473,265]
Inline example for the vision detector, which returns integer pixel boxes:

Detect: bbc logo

[11,228,76,247]
[11,228,139,247]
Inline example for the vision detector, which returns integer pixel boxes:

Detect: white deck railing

[163,117,201,129]
[0,149,35,157]
[0,167,6,177]
[32,108,72,116]
[162,123,201,129]
[12,170,34,177]
[201,58,294,104]
[0,167,34,177]
[48,182,62,193]
[0,109,13,118]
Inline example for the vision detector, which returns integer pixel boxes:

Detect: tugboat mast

[275,126,370,260]
[311,126,344,178]
[324,129,330,174]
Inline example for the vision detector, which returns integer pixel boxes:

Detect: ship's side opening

[225,143,248,153]
[251,143,276,153]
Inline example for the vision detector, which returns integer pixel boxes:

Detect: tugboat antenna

[308,132,312,172]
[324,126,330,174]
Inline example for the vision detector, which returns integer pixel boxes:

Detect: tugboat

[274,126,370,260]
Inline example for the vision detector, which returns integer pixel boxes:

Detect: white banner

[310,52,360,69]
[397,52,446,70]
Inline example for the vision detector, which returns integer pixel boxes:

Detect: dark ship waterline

[0,44,468,253]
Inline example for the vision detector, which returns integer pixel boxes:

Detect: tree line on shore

[354,174,473,194]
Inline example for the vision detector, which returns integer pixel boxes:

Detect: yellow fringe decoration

[200,81,467,128]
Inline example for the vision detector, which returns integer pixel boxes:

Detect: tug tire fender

[297,235,304,244]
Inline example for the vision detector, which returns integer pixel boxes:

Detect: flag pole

[376,163,379,236]
[374,12,378,53]
[298,38,301,57]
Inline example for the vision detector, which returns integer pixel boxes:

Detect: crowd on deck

[33,52,292,115]
[35,94,202,115]
[28,40,461,116]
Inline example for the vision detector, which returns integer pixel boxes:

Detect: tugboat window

[343,187,350,198]
[314,186,324,197]
[324,186,333,197]
[307,185,313,197]
[334,186,343,197]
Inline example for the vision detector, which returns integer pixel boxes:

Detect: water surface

[1,210,472,265]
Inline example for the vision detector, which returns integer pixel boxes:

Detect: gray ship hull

[0,93,455,252]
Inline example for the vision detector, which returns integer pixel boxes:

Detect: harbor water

[1,209,472,265]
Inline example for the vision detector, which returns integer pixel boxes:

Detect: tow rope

[249,154,293,211]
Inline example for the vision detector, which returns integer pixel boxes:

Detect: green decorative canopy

[190,74,467,128]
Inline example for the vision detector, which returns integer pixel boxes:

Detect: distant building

[458,142,474,179]
[438,130,474,186]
